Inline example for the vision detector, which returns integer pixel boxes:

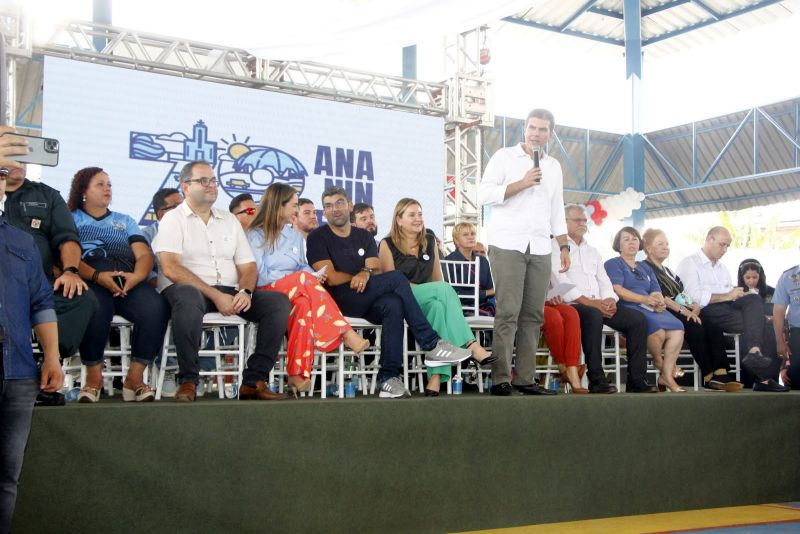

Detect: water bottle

[486,377,493,393]
[347,362,360,391]
[452,376,463,395]
[344,380,357,398]
[269,377,280,393]
[550,376,561,393]
[326,383,339,397]
[65,387,80,402]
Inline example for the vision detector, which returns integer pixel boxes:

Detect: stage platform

[14,391,800,533]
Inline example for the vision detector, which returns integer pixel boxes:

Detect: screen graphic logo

[130,120,308,225]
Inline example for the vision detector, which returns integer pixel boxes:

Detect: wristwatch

[361,267,374,274]
[559,244,570,252]
[63,266,79,274]
[238,288,253,297]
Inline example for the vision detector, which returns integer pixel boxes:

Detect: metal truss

[442,27,492,247]
[21,19,446,117]
[643,104,800,213]
[502,0,784,48]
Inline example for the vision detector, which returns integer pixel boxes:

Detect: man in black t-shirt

[306,187,469,398]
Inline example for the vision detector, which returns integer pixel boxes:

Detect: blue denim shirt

[247,225,313,286]
[0,217,56,379]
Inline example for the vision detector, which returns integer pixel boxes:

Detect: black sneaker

[753,378,790,392]
[490,382,514,396]
[705,374,743,392]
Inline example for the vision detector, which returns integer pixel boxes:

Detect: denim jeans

[80,281,170,366]
[161,285,290,387]
[328,271,439,383]
[0,378,39,534]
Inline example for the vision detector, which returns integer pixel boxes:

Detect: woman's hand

[546,295,564,306]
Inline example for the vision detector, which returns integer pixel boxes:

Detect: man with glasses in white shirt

[552,204,655,393]
[153,160,291,402]
[676,226,787,392]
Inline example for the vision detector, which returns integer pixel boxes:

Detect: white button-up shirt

[153,202,255,291]
[551,236,617,303]
[675,249,733,307]
[478,144,568,254]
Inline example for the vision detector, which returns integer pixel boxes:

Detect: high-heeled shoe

[559,373,589,394]
[657,378,686,393]
[344,336,370,356]
[287,379,312,399]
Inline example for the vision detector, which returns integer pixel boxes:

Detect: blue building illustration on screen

[130,120,308,225]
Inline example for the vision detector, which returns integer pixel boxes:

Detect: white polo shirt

[478,143,568,254]
[153,202,255,291]
[551,236,617,303]
[675,249,733,307]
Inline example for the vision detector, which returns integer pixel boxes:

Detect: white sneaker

[378,377,411,399]
[160,372,177,398]
[424,339,472,367]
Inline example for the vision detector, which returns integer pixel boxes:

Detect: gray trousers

[488,245,551,385]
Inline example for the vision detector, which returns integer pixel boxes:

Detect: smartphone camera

[44,139,59,153]
[113,275,125,289]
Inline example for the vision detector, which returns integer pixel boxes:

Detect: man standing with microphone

[478,108,570,396]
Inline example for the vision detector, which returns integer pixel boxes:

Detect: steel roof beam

[641,1,692,17]
[647,166,800,196]
[647,184,800,213]
[561,0,600,31]
[691,0,720,20]
[501,16,623,46]
[700,109,754,183]
[643,0,784,46]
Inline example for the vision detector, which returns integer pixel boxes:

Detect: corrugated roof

[504,0,799,59]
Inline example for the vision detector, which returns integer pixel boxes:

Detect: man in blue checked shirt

[0,126,64,533]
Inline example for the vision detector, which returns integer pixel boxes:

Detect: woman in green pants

[378,198,496,396]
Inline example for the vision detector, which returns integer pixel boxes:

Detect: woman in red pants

[247,184,369,397]
[541,295,587,393]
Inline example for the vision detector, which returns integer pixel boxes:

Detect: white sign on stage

[42,57,444,238]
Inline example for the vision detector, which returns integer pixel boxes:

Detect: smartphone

[113,275,125,289]
[6,134,60,167]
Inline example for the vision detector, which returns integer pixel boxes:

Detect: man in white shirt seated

[676,226,788,392]
[551,204,656,393]
[153,160,291,402]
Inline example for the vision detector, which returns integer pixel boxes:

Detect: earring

[82,195,86,202]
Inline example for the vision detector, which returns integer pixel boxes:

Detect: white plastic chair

[155,313,248,400]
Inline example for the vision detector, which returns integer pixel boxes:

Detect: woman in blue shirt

[247,183,368,397]
[605,226,685,392]
[68,167,170,402]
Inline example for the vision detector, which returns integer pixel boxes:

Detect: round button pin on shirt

[358,248,365,256]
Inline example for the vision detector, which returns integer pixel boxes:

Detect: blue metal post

[402,45,417,104]
[93,0,112,52]
[623,0,645,228]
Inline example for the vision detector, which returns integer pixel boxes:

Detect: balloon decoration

[583,188,645,226]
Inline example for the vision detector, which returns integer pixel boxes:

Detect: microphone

[531,145,540,168]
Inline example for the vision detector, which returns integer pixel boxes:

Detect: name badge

[358,248,365,256]
[31,218,41,229]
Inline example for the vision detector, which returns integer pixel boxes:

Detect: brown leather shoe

[239,380,288,401]
[175,382,196,403]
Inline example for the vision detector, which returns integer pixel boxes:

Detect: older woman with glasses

[605,226,685,392]
[247,183,369,397]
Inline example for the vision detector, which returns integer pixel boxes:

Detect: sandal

[673,367,685,378]
[122,383,155,402]
[77,386,101,403]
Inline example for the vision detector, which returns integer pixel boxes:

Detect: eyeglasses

[235,207,256,216]
[630,267,645,281]
[159,203,180,213]
[323,199,348,211]
[184,177,218,187]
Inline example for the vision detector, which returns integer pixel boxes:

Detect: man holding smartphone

[1,145,96,405]
[0,128,64,532]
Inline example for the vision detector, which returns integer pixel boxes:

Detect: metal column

[623,0,645,228]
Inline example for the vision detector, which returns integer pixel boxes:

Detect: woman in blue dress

[605,227,685,392]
